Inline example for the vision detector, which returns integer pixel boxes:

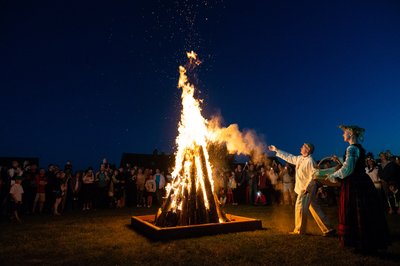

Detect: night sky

[1,0,400,170]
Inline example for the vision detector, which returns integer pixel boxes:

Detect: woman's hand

[332,155,342,165]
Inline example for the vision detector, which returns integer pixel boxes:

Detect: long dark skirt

[338,173,390,252]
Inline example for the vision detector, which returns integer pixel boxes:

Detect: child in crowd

[219,187,227,207]
[9,176,24,223]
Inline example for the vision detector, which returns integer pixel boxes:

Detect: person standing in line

[326,125,390,253]
[268,143,334,236]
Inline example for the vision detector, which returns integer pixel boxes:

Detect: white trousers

[294,180,331,234]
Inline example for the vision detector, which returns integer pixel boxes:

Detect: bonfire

[155,51,228,227]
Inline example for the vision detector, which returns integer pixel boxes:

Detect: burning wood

[155,144,228,227]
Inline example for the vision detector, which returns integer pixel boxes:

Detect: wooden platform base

[131,214,263,241]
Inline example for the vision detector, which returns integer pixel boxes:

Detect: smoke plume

[207,115,267,163]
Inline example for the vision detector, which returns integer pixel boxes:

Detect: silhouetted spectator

[125,166,137,207]
[45,164,57,214]
[379,150,400,210]
[32,168,47,214]
[145,174,156,208]
[112,168,126,208]
[136,168,146,207]
[279,163,295,205]
[247,164,258,204]
[227,171,236,205]
[235,164,248,204]
[10,176,24,223]
[22,162,38,215]
[153,168,165,206]
[95,164,110,209]
[388,182,400,214]
[82,168,95,211]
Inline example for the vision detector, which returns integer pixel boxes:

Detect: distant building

[120,152,174,172]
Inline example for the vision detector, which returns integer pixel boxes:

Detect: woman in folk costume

[326,125,390,253]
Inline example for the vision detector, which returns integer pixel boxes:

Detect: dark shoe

[323,229,336,237]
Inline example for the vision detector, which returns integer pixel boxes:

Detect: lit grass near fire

[1,206,399,266]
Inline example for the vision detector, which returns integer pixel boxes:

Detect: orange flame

[165,51,218,217]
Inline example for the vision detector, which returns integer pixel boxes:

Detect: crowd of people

[217,161,297,207]
[0,159,171,223]
[1,148,399,226]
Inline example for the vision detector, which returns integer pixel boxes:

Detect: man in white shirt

[269,143,335,236]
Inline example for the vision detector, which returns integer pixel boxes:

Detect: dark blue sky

[1,0,400,170]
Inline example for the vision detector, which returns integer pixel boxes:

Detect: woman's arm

[327,145,359,182]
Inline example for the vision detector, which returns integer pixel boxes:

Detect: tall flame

[171,51,215,209]
[156,52,225,226]
[173,51,210,175]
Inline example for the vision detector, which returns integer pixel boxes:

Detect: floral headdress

[339,125,365,142]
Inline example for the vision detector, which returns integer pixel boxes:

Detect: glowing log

[188,154,197,224]
[155,145,226,227]
[197,145,219,223]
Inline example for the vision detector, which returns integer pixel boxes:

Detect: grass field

[1,205,399,266]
